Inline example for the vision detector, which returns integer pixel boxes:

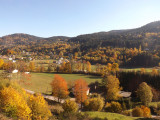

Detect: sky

[0,0,160,37]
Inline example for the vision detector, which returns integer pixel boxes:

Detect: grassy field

[83,112,139,120]
[18,72,102,94]
[120,68,154,73]
[149,102,160,108]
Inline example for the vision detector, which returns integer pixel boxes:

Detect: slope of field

[83,112,139,120]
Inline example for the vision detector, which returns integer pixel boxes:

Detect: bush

[141,106,151,117]
[121,110,131,116]
[132,106,151,117]
[62,99,78,113]
[132,107,143,117]
[84,97,104,111]
[50,104,64,115]
[28,93,52,120]
[105,101,122,113]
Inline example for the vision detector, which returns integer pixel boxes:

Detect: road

[25,89,75,103]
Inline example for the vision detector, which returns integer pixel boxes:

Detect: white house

[12,60,16,63]
[25,72,30,74]
[12,69,18,73]
[9,58,13,61]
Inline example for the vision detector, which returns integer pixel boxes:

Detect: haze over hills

[1,21,160,50]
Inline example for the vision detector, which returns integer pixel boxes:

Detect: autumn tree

[40,65,45,72]
[84,96,104,111]
[51,74,69,101]
[151,69,158,76]
[0,86,31,119]
[17,61,28,72]
[140,68,146,74]
[47,64,53,72]
[111,63,119,74]
[62,99,78,113]
[74,52,78,59]
[74,79,88,108]
[0,59,4,69]
[3,62,16,73]
[29,62,35,72]
[28,93,51,120]
[63,62,72,73]
[137,82,153,106]
[102,75,121,101]
[86,61,91,72]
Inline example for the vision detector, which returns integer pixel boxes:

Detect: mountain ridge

[1,21,160,49]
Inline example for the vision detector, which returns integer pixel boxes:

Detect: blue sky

[0,0,160,37]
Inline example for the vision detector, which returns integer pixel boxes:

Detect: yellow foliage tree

[86,61,91,72]
[28,94,52,120]
[62,99,78,113]
[140,68,146,74]
[0,59,4,69]
[84,97,104,111]
[137,82,153,106]
[29,62,35,72]
[102,75,121,101]
[151,69,158,76]
[0,86,31,119]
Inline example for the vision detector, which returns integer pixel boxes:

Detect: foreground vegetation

[83,112,138,120]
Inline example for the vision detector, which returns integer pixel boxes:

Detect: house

[12,69,18,73]
[25,72,30,74]
[12,60,16,63]
[9,58,13,61]
[119,91,131,98]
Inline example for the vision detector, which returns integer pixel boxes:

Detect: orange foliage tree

[50,74,69,102]
[74,79,88,108]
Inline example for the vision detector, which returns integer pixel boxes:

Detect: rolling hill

[69,21,160,50]
[0,33,70,46]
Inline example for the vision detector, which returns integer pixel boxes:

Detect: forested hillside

[69,21,160,50]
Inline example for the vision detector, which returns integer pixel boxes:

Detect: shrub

[141,105,151,117]
[105,101,122,113]
[84,97,104,111]
[50,104,64,115]
[132,107,143,117]
[62,99,78,113]
[0,86,31,119]
[122,110,131,116]
[28,93,52,120]
[132,106,151,117]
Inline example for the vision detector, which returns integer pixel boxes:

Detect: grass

[18,72,102,94]
[120,68,154,73]
[83,112,139,120]
[149,102,160,108]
